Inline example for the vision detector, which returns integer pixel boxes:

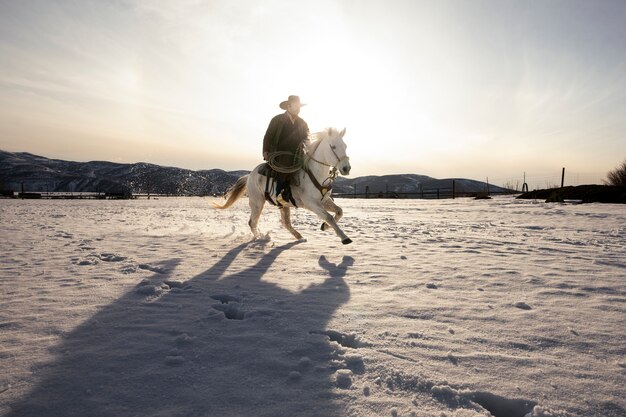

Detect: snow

[1,196,625,417]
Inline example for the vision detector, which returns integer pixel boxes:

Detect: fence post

[561,167,565,188]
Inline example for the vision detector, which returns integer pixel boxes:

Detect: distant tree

[606,159,626,186]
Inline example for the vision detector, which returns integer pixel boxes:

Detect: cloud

[1,1,625,179]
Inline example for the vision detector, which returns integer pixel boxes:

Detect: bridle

[306,140,348,171]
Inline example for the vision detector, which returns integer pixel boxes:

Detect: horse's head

[314,127,351,176]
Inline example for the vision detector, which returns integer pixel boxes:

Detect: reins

[303,139,345,199]
[304,164,337,199]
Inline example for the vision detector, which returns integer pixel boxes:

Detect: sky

[1,0,625,184]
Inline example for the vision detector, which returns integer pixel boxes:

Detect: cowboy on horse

[213,94,352,244]
[262,95,310,206]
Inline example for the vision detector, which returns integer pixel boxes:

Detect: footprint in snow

[164,355,185,366]
[175,333,194,345]
[72,256,99,266]
[335,369,353,388]
[210,294,241,304]
[138,264,166,274]
[210,295,245,320]
[98,253,127,262]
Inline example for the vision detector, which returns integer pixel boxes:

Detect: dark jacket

[262,112,309,169]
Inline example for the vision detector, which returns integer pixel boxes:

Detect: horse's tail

[211,175,248,209]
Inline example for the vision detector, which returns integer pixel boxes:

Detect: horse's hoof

[320,223,327,231]
[342,238,353,245]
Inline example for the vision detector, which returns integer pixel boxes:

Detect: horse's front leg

[279,207,303,240]
[321,198,343,231]
[308,202,352,245]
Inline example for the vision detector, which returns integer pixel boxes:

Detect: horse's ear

[339,127,346,138]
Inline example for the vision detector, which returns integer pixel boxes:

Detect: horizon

[1,147,608,192]
[1,1,625,186]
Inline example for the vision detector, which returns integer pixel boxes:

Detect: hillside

[334,175,506,196]
[0,150,507,197]
[517,185,626,204]
[0,151,240,196]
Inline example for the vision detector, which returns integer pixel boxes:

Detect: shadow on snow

[7,240,353,417]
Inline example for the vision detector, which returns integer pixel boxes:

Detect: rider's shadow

[7,242,353,417]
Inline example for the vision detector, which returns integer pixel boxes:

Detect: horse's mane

[306,127,337,155]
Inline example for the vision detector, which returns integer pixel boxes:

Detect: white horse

[213,127,353,244]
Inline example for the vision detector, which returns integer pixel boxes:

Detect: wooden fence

[333,187,515,200]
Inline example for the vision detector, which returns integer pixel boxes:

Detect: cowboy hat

[279,95,306,110]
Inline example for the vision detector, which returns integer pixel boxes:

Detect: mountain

[0,150,508,197]
[0,151,241,196]
[332,174,503,196]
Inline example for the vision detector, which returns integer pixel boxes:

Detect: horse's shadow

[7,241,353,417]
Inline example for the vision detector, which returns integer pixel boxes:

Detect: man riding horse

[262,95,310,206]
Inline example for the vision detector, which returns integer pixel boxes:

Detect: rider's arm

[263,115,281,156]
[301,120,311,148]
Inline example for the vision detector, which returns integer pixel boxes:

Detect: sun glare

[295,47,442,175]
[118,69,140,91]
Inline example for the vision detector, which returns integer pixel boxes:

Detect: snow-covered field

[1,196,625,417]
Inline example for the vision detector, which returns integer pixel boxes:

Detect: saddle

[260,163,297,207]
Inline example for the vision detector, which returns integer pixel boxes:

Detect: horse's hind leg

[321,198,343,231]
[280,207,303,240]
[248,196,265,238]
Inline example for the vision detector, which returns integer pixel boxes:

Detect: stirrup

[276,194,288,206]
[277,184,296,207]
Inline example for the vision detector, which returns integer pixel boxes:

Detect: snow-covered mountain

[0,150,507,196]
[333,174,506,195]
[0,151,242,195]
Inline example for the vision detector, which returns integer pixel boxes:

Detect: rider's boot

[275,177,287,206]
